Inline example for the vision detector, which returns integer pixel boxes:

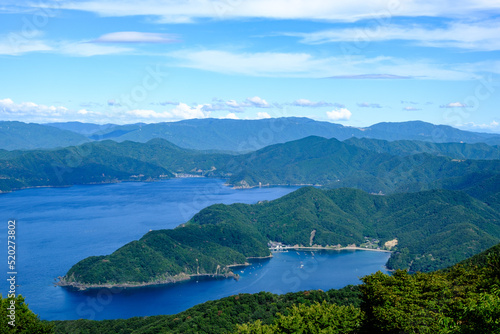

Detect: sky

[0,0,499,132]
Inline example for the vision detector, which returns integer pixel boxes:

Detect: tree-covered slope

[0,295,53,333]
[229,136,500,194]
[0,139,232,192]
[60,204,269,287]
[51,286,362,334]
[61,187,500,288]
[45,121,117,136]
[247,187,500,272]
[5,118,500,151]
[80,117,359,151]
[0,121,90,150]
[53,118,500,151]
[0,141,175,192]
[52,243,500,333]
[345,137,500,160]
[363,120,500,145]
[1,135,499,195]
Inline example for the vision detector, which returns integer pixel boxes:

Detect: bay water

[0,178,389,320]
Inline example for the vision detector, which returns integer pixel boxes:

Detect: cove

[0,178,389,321]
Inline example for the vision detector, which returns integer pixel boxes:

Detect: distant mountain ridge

[63,118,500,151]
[1,118,500,151]
[1,136,499,194]
[345,137,500,160]
[228,136,500,194]
[44,121,117,136]
[0,121,90,150]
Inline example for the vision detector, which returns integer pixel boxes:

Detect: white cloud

[326,108,352,121]
[328,74,412,79]
[293,99,317,107]
[151,15,195,24]
[292,99,340,108]
[288,21,500,51]
[357,102,382,108]
[202,97,272,112]
[58,42,133,56]
[0,98,215,123]
[170,103,210,119]
[77,109,102,115]
[0,31,52,55]
[126,109,171,118]
[459,121,500,133]
[440,102,468,108]
[0,98,107,123]
[167,49,475,80]
[168,49,327,77]
[246,96,270,108]
[256,112,271,119]
[93,31,178,43]
[0,36,133,56]
[0,98,69,119]
[30,0,500,22]
[127,103,211,120]
[223,112,240,119]
[403,106,421,111]
[0,27,135,57]
[226,100,241,108]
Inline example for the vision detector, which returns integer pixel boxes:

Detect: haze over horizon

[1,1,499,133]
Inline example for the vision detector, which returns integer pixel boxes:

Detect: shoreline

[58,254,276,291]
[227,254,274,269]
[279,246,392,253]
[56,271,240,291]
[0,178,173,194]
[0,176,313,194]
[232,182,322,189]
[57,247,390,291]
[0,176,222,195]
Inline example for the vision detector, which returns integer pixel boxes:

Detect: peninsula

[58,186,500,290]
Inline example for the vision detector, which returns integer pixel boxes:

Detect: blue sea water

[0,178,389,320]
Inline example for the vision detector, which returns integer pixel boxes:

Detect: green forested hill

[0,139,231,192]
[1,136,499,195]
[0,121,90,150]
[50,242,500,333]
[61,204,270,287]
[229,136,500,194]
[61,186,500,288]
[0,141,175,192]
[362,120,500,145]
[345,137,500,160]
[50,286,362,334]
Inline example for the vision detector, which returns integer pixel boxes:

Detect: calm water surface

[0,178,389,320]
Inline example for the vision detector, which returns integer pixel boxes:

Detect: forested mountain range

[1,136,499,194]
[2,118,500,151]
[0,121,90,150]
[2,118,499,332]
[345,137,500,160]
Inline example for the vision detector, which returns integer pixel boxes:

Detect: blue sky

[0,0,499,132]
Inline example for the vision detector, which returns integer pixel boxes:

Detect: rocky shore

[56,272,239,291]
